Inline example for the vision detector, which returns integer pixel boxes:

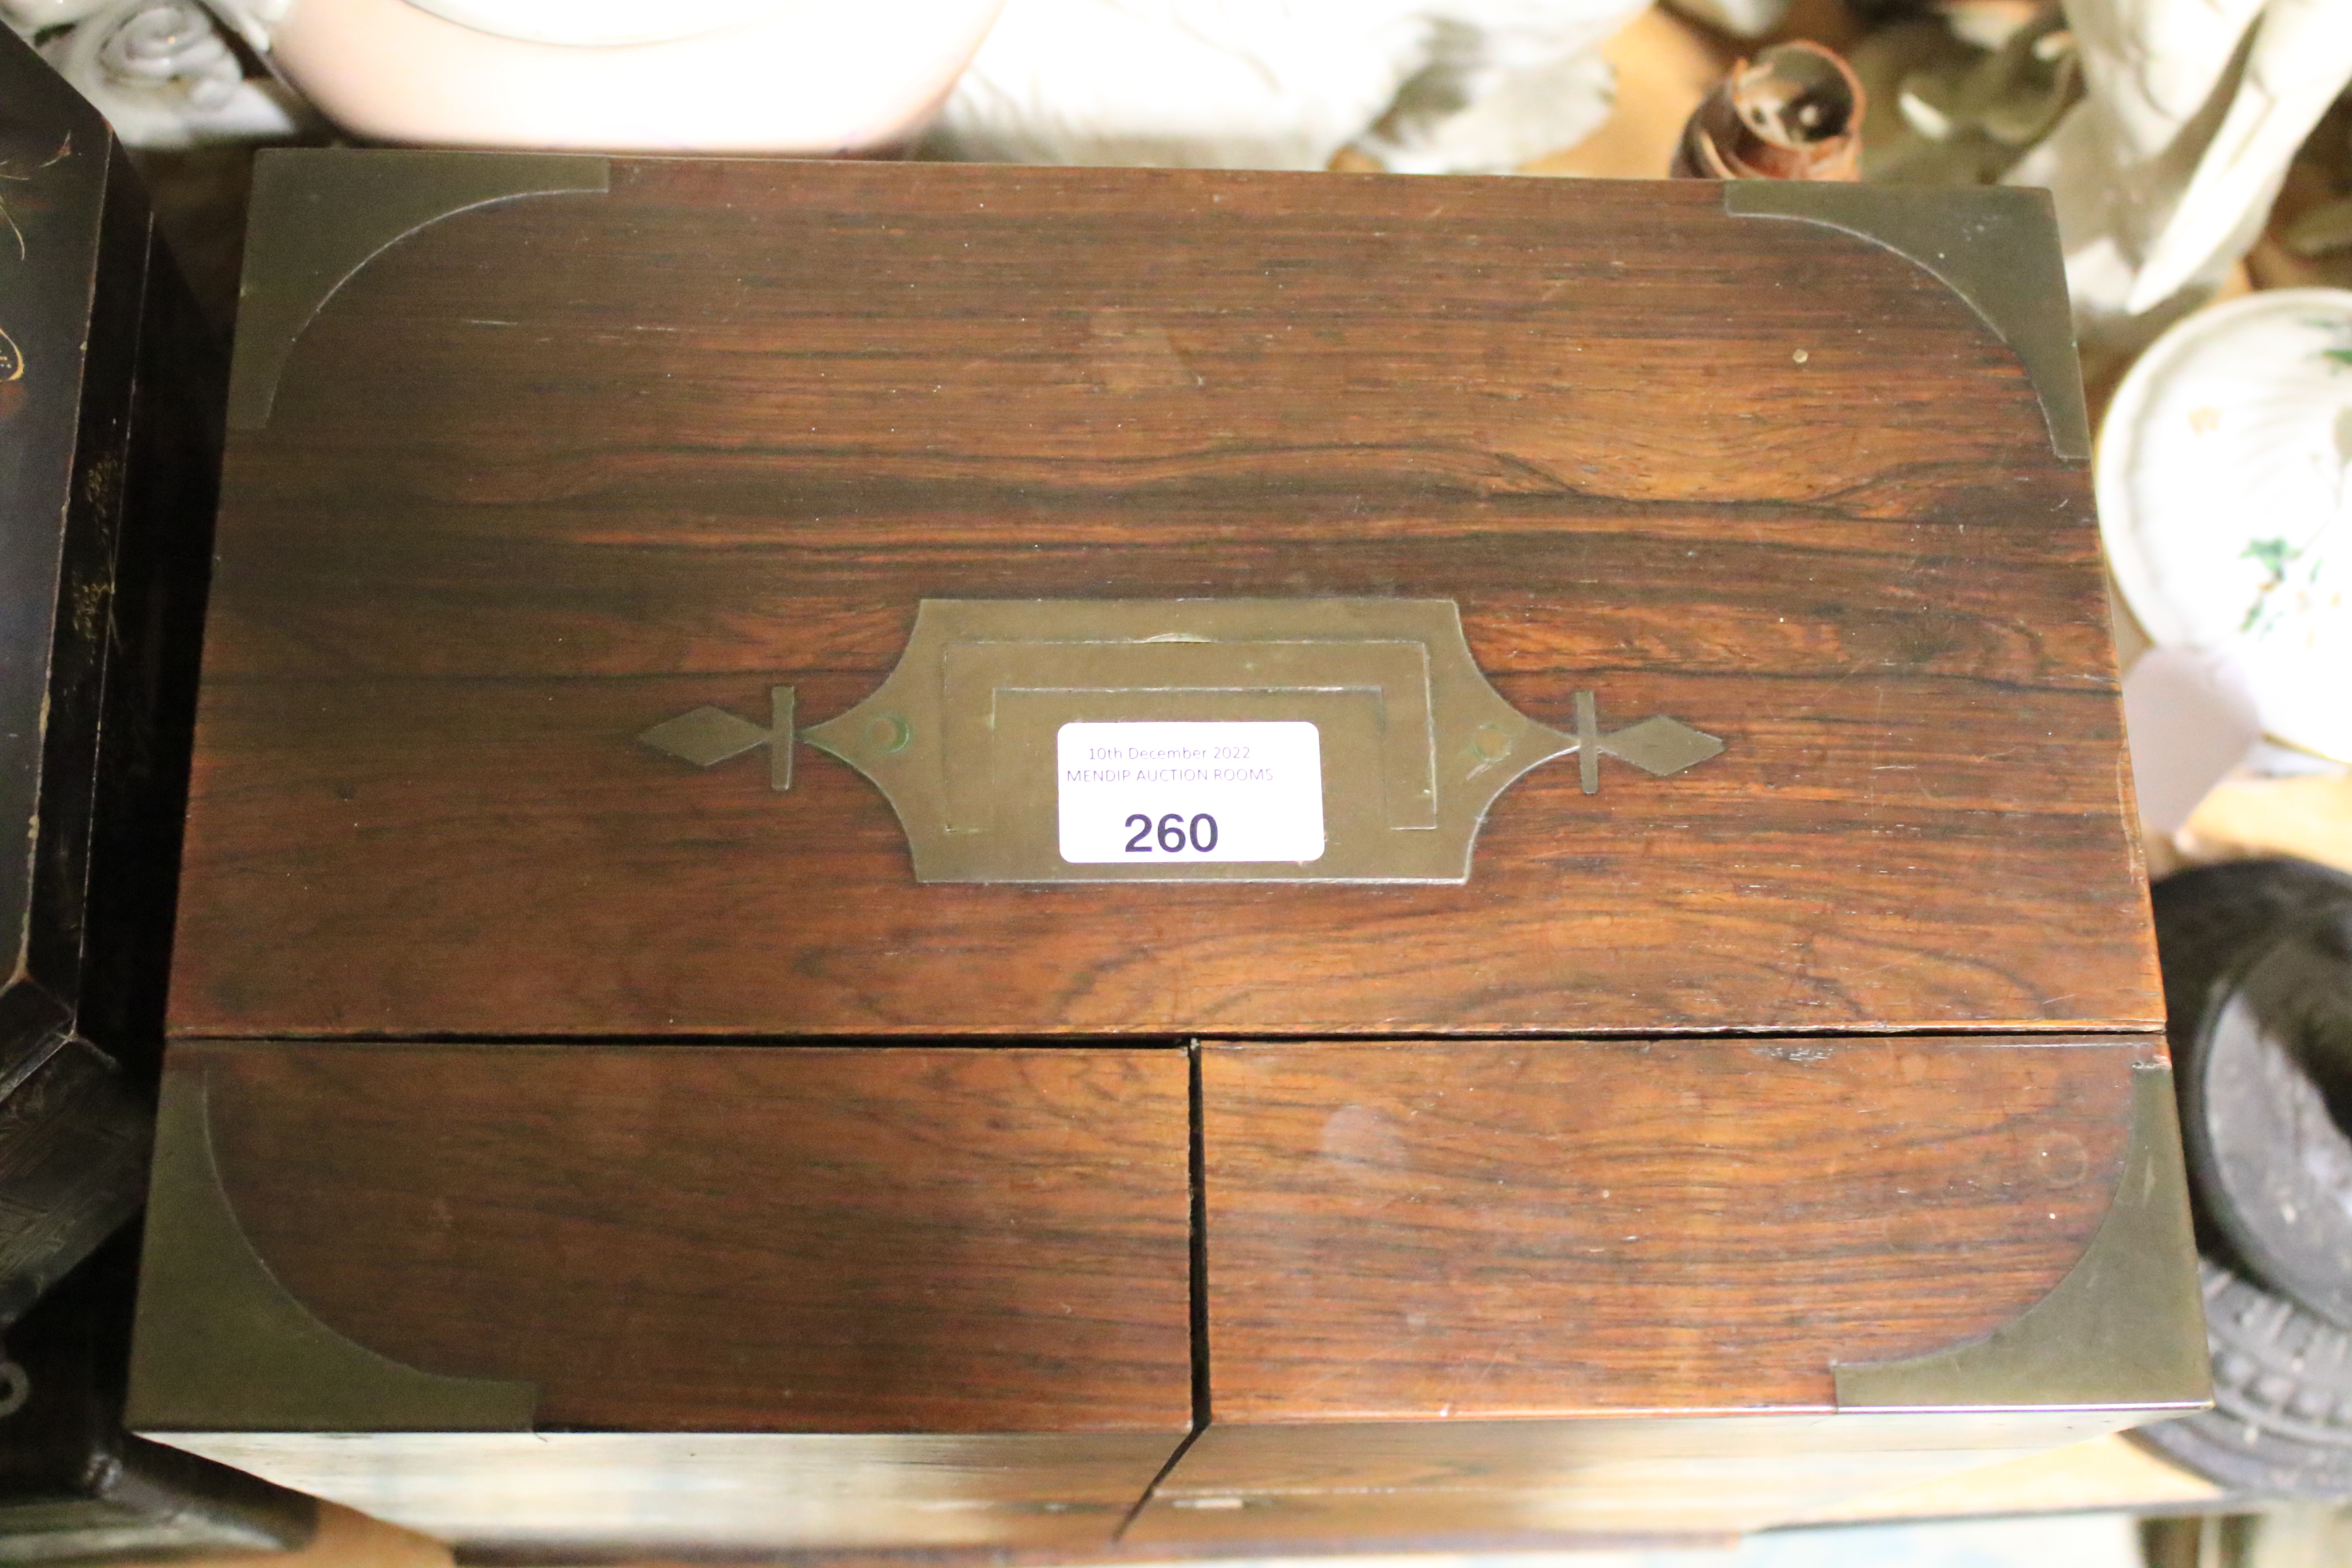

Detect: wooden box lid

[128,1043,1195,1551]
[172,152,2155,1042]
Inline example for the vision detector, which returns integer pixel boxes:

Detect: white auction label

[1057,721,1325,865]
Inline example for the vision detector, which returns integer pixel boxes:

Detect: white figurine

[929,0,1640,173]
[3,0,302,146]
[2008,0,2352,349]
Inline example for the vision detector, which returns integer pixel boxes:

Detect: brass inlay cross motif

[636,686,795,791]
[1568,691,1723,795]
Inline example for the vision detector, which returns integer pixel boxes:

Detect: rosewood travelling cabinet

[128,151,2204,1556]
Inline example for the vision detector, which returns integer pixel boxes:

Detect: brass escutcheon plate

[680,599,1725,885]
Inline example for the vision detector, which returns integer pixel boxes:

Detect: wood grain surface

[171,158,2155,1040]
[187,1043,1193,1435]
[1200,1037,2150,1421]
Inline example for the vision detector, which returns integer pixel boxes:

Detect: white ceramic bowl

[2098,288,2352,763]
[265,0,1008,153]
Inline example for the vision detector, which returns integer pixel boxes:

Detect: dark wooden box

[0,28,315,1558]
[128,150,2203,1558]
[0,21,211,1317]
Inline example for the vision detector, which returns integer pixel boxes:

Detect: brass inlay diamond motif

[639,708,767,768]
[1583,710,1727,787]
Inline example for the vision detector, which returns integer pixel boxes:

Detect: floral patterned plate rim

[2097,287,2352,763]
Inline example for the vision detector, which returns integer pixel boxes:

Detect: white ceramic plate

[2099,288,2352,763]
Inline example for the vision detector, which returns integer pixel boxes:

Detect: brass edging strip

[1724,182,2091,462]
[1832,1063,2211,1413]
[126,1062,539,1433]
[228,149,611,431]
